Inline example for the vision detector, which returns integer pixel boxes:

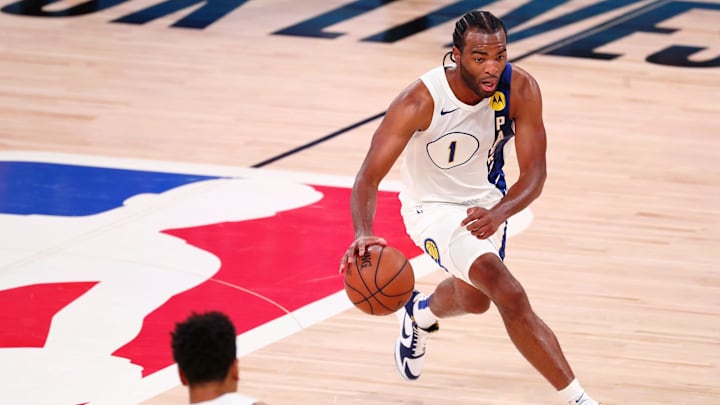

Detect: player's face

[454,30,507,99]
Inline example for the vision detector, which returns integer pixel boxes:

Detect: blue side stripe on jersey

[487,64,514,260]
[487,63,515,195]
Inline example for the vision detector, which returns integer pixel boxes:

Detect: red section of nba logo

[114,185,421,376]
[0,282,98,348]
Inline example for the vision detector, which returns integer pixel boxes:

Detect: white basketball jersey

[399,64,515,208]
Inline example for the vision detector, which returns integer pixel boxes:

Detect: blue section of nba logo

[0,162,220,216]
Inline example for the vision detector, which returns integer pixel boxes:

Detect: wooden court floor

[1,0,719,404]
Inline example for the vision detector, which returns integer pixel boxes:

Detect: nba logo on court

[0,152,419,404]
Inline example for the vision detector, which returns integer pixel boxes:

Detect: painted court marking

[0,151,531,404]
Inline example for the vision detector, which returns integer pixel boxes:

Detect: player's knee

[467,253,504,290]
[468,254,530,317]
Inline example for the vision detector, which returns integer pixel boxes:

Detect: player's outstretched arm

[339,80,433,273]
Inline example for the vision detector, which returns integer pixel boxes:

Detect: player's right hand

[339,235,387,274]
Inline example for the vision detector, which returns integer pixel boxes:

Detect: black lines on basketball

[343,245,415,316]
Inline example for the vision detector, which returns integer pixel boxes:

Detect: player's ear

[178,368,189,386]
[452,46,461,63]
[230,359,239,381]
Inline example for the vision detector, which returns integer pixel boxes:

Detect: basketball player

[340,10,602,405]
[171,311,268,405]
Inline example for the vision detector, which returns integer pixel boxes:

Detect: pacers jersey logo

[489,91,506,111]
[424,238,448,272]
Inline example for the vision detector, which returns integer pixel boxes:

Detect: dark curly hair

[453,10,507,50]
[444,10,507,66]
[171,311,237,384]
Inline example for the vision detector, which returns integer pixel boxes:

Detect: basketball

[344,245,415,316]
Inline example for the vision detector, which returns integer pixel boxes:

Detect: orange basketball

[344,245,415,316]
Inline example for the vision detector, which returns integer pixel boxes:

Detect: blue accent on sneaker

[417,296,431,311]
[394,290,439,380]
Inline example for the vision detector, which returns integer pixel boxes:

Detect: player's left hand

[338,235,387,274]
[461,206,502,239]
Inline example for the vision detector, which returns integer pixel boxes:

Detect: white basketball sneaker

[394,290,439,380]
[571,393,603,405]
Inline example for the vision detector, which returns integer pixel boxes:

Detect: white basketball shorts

[400,202,507,285]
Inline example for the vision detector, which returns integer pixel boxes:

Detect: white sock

[559,379,598,404]
[412,293,439,329]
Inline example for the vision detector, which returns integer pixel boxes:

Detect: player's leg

[427,276,491,317]
[406,276,491,352]
[468,253,600,404]
[469,253,573,388]
[399,204,600,403]
[411,275,491,328]
[395,203,495,380]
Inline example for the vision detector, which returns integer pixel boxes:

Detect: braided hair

[444,10,506,66]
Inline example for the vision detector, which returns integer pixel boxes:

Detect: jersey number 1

[448,141,457,163]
